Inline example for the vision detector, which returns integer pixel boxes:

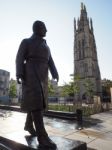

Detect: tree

[48,78,55,96]
[102,79,112,89]
[9,79,17,98]
[102,79,112,102]
[60,75,81,98]
[61,82,74,97]
[73,74,81,107]
[74,74,80,96]
[83,78,94,103]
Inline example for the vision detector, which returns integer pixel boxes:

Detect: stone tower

[74,3,102,101]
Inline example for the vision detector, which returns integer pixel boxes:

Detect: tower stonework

[74,3,102,101]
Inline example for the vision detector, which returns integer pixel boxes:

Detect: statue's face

[33,21,47,37]
[38,23,47,37]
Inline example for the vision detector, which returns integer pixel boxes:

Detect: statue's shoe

[38,136,57,149]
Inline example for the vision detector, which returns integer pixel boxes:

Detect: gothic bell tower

[74,3,102,100]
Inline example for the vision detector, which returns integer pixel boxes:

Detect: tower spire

[78,3,89,31]
[84,4,86,11]
[74,18,76,32]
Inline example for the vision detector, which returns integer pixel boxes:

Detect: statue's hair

[32,20,45,33]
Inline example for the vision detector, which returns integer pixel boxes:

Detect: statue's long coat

[16,34,58,112]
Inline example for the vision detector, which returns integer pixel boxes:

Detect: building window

[82,39,84,48]
[78,41,81,49]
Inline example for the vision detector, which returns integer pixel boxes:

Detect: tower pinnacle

[74,18,76,32]
[90,18,93,32]
[81,2,83,10]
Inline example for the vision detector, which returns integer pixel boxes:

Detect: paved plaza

[0,109,112,149]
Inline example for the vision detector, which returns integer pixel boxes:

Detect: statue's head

[32,20,47,37]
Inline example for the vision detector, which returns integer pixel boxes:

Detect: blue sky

[0,0,112,85]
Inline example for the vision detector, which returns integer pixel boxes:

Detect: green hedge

[48,104,101,116]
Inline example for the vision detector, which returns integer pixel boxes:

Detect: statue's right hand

[17,75,24,84]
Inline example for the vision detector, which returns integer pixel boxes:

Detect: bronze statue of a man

[16,20,59,149]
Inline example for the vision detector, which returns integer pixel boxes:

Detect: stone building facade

[74,3,102,101]
[0,69,10,103]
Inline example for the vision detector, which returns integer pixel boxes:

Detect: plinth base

[0,136,87,150]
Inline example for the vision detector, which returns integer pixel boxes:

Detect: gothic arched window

[78,41,81,49]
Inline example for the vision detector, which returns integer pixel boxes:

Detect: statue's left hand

[56,76,59,82]
[17,76,24,84]
[54,76,59,82]
[17,77,22,84]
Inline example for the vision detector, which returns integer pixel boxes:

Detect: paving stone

[0,136,87,150]
[88,138,112,150]
[65,132,95,143]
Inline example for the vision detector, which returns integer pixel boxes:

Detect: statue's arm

[48,55,59,82]
[16,39,27,79]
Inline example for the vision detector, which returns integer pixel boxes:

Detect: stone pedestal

[0,136,87,150]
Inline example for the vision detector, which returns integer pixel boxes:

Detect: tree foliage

[74,74,80,95]
[60,74,81,97]
[102,79,112,89]
[9,79,17,98]
[83,78,94,99]
[61,82,74,97]
[48,78,55,96]
[102,78,112,96]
